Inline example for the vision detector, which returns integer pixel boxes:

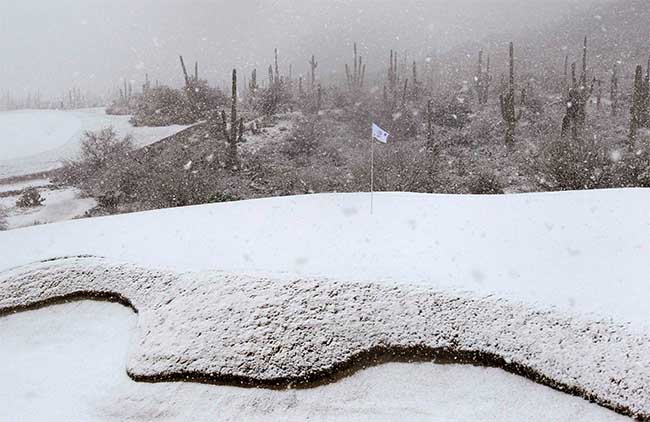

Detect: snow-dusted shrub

[79,128,134,171]
[432,96,472,129]
[134,159,232,209]
[384,105,420,142]
[16,188,44,208]
[281,117,318,160]
[467,171,505,195]
[257,83,294,116]
[351,142,441,193]
[527,137,609,191]
[461,112,500,146]
[608,144,650,188]
[0,207,7,231]
[206,192,239,204]
[129,85,217,127]
[56,128,137,208]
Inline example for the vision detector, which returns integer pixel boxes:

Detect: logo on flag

[372,123,389,144]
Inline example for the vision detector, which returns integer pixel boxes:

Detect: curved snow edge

[0,256,648,420]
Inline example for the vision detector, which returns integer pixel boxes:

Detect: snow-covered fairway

[0,301,628,422]
[0,108,187,179]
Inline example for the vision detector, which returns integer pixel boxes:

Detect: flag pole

[370,135,375,214]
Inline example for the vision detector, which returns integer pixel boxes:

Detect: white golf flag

[372,123,389,144]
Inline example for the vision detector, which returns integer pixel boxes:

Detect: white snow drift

[0,108,188,178]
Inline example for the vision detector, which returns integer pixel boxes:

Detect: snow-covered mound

[0,301,627,422]
[1,190,649,327]
[0,110,82,161]
[0,108,188,179]
[1,256,648,419]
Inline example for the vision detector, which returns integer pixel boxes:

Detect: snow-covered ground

[242,113,296,153]
[0,110,82,161]
[2,256,647,417]
[0,178,50,194]
[1,190,649,420]
[0,108,188,179]
[0,186,96,229]
[0,301,628,422]
[1,190,648,327]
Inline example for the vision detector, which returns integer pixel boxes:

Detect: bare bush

[57,128,136,209]
[608,140,650,188]
[79,128,134,171]
[467,171,505,194]
[281,117,318,160]
[432,96,472,129]
[0,207,7,231]
[130,86,196,127]
[351,142,441,193]
[16,188,44,208]
[527,137,610,191]
[257,83,294,116]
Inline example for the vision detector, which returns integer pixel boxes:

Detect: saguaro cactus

[179,55,190,86]
[628,63,650,149]
[309,55,318,91]
[576,36,593,127]
[644,56,650,127]
[385,50,401,108]
[345,42,365,91]
[610,63,619,116]
[222,69,244,169]
[563,55,570,98]
[499,42,521,149]
[426,99,435,148]
[561,37,594,139]
[249,69,258,93]
[388,50,399,95]
[475,50,491,105]
[317,84,322,112]
[274,48,280,85]
[179,55,200,116]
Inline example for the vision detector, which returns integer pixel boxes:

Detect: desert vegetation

[49,11,649,216]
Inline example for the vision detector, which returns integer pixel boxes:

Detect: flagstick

[370,136,375,215]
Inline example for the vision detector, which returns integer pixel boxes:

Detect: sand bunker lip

[0,256,648,420]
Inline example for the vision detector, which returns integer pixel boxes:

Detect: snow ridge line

[0,257,648,420]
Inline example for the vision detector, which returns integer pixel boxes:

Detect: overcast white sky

[0,0,605,99]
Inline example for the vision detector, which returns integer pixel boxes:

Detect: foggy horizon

[0,0,610,100]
